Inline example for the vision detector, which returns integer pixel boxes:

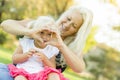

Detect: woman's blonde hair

[63,6,93,56]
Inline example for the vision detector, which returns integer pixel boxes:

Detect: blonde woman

[0,6,93,80]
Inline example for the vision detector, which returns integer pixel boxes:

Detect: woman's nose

[65,21,73,28]
[61,19,67,23]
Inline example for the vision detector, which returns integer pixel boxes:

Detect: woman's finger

[34,35,44,43]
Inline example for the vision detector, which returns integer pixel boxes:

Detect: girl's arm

[12,44,34,64]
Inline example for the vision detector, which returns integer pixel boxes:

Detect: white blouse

[16,38,59,73]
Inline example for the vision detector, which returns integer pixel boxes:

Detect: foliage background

[0,0,120,80]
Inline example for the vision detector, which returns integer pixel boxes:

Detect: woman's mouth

[61,24,65,31]
[62,23,65,30]
[43,40,47,43]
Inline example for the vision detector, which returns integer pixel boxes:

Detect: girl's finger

[29,49,36,53]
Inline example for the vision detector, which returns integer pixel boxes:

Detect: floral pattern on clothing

[56,52,67,72]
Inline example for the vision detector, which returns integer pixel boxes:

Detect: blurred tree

[0,0,5,22]
[0,31,7,44]
[84,44,120,80]
[83,26,97,53]
[113,26,120,31]
[0,0,73,20]
[43,0,73,19]
[0,28,7,45]
[0,0,74,45]
[101,0,117,5]
[21,0,74,19]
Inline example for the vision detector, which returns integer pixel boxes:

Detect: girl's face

[57,10,83,37]
[35,30,52,48]
[39,30,52,42]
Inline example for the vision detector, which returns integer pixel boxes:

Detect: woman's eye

[67,17,71,21]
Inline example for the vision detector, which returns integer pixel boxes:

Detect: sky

[74,0,120,51]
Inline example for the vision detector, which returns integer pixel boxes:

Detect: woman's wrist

[57,42,67,51]
[20,28,31,37]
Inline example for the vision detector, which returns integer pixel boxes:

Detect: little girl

[8,16,68,80]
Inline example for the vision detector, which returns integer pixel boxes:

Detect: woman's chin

[61,33,68,37]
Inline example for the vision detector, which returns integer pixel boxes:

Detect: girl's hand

[35,52,48,62]
[25,49,37,58]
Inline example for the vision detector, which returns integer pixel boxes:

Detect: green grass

[63,69,92,80]
[0,46,89,80]
[63,71,84,80]
[0,46,13,64]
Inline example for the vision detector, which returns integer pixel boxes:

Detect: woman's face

[57,10,83,37]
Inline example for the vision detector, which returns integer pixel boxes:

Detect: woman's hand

[45,28,64,48]
[28,29,44,43]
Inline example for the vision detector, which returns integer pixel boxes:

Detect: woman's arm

[45,30,85,73]
[0,19,31,36]
[0,19,44,42]
[43,56,56,68]
[58,43,85,73]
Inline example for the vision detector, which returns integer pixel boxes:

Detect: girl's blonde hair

[62,6,93,56]
[27,16,56,30]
